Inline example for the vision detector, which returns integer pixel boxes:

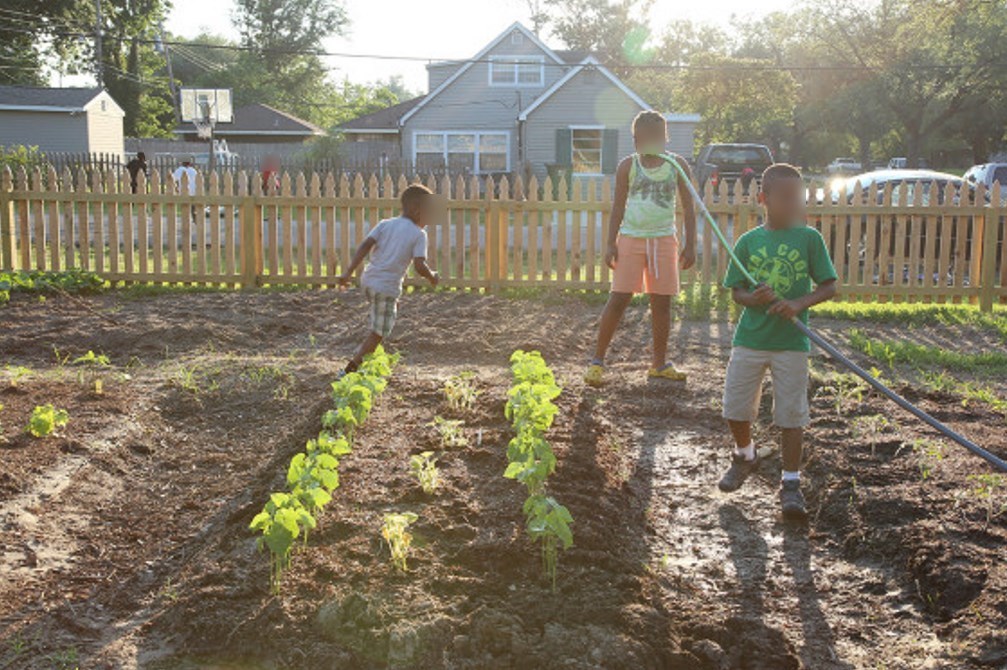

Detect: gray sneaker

[779,480,808,521]
[718,453,761,492]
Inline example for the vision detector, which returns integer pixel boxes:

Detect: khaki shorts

[722,347,810,428]
[611,235,681,296]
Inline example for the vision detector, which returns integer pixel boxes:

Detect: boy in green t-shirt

[717,163,838,520]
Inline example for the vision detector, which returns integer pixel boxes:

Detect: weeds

[964,474,1005,527]
[849,329,1007,374]
[5,365,31,387]
[443,371,479,412]
[26,404,69,438]
[382,512,418,572]
[410,451,440,495]
[73,350,110,393]
[429,416,468,448]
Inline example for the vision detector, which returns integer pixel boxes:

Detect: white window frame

[570,125,605,177]
[412,130,511,174]
[488,55,545,87]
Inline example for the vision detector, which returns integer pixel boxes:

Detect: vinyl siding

[84,92,125,156]
[523,69,645,181]
[403,31,568,171]
[0,111,89,153]
[427,63,462,92]
[666,120,697,161]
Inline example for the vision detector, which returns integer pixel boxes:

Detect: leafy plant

[382,512,418,572]
[410,451,440,494]
[26,404,69,438]
[249,492,316,594]
[73,350,110,392]
[851,414,897,456]
[965,473,1005,527]
[820,372,865,417]
[906,439,945,481]
[0,269,105,307]
[524,494,574,592]
[429,416,467,448]
[444,371,479,412]
[5,365,31,388]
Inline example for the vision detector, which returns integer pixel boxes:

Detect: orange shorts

[611,235,681,295]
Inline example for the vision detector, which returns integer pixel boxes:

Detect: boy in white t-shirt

[337,184,440,374]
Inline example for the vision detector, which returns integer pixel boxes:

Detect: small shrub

[27,404,69,438]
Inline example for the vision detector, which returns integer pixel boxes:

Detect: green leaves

[410,451,440,495]
[0,270,105,307]
[503,350,573,591]
[251,345,397,594]
[26,404,69,438]
[382,512,419,572]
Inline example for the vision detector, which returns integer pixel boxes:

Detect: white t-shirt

[360,216,428,297]
[172,166,198,195]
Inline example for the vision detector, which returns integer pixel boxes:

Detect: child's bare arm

[606,158,632,268]
[413,257,439,286]
[672,155,697,269]
[338,237,376,286]
[768,279,837,319]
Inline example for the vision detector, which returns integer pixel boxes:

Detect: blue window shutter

[602,129,619,174]
[556,128,572,166]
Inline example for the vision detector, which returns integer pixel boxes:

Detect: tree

[544,0,654,66]
[0,0,80,85]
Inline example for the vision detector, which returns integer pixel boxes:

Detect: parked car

[827,169,982,206]
[694,143,773,195]
[887,157,908,170]
[826,157,862,175]
[963,163,1007,197]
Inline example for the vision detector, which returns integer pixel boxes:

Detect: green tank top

[620,154,678,238]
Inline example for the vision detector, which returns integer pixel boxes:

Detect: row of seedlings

[250,346,399,593]
[504,350,574,591]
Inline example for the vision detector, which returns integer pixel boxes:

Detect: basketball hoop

[193,118,214,140]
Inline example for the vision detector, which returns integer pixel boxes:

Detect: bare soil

[0,289,1004,670]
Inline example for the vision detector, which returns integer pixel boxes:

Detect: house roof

[553,49,593,64]
[399,22,566,126]
[339,96,425,133]
[518,57,651,121]
[175,103,324,136]
[0,86,111,112]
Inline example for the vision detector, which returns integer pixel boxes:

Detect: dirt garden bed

[0,289,1004,669]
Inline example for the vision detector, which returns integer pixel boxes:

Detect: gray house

[0,86,125,156]
[338,22,699,180]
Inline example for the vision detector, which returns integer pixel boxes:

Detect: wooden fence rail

[1,167,1005,310]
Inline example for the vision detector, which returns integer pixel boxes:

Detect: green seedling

[524,494,574,592]
[430,416,467,448]
[851,414,897,456]
[5,365,31,388]
[410,451,440,494]
[966,473,1005,527]
[26,404,69,438]
[906,439,945,481]
[382,512,418,572]
[249,492,316,594]
[73,350,110,392]
[821,372,865,417]
[443,371,479,412]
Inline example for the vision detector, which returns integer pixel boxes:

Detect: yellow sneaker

[584,363,605,387]
[648,364,687,381]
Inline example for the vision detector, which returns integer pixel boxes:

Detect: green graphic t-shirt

[723,225,838,352]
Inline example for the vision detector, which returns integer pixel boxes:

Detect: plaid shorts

[364,286,398,338]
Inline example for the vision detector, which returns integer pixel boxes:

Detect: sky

[163,0,797,93]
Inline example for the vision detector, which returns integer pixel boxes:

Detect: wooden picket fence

[1,166,1005,309]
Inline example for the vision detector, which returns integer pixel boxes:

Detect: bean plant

[251,346,398,593]
[443,372,479,412]
[410,451,440,494]
[966,473,1005,527]
[382,512,418,572]
[504,350,573,592]
[429,416,467,448]
[27,404,69,438]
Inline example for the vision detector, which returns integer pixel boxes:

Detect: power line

[0,22,1000,73]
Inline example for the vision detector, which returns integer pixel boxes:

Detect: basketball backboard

[180,88,233,124]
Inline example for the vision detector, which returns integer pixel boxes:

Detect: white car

[963,163,1007,190]
[827,157,862,175]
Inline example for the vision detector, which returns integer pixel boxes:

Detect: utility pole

[158,26,180,124]
[94,0,103,87]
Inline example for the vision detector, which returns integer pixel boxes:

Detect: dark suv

[695,143,774,195]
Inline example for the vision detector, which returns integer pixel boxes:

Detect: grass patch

[847,329,1007,374]
[813,302,1007,341]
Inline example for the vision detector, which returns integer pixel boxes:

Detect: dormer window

[489,55,544,87]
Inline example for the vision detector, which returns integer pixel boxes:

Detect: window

[413,132,509,174]
[489,56,544,86]
[571,128,603,175]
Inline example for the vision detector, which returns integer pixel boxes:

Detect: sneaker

[779,480,808,521]
[718,453,761,492]
[647,363,687,381]
[584,363,605,387]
